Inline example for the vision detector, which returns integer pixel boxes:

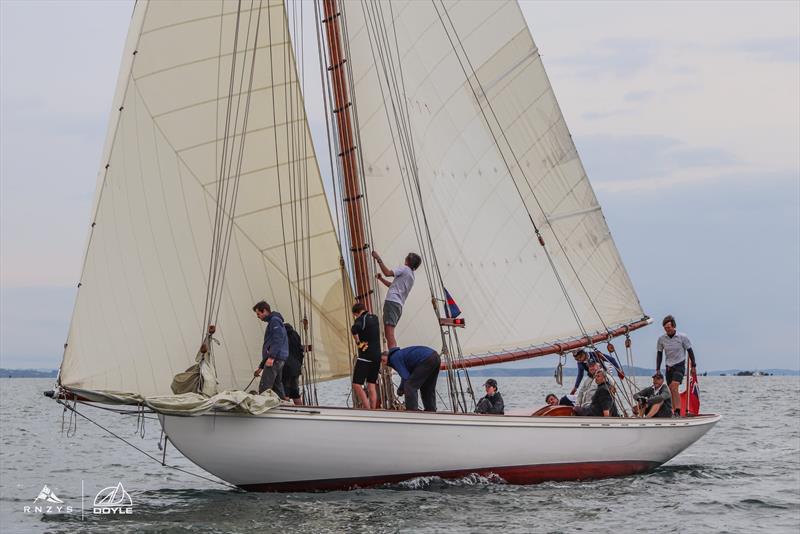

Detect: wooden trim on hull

[238,460,660,492]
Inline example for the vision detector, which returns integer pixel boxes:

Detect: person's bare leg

[292,397,302,406]
[385,324,397,349]
[367,383,378,409]
[352,384,369,409]
[646,402,662,418]
[669,381,680,413]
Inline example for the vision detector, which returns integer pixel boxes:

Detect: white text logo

[23,485,73,514]
[93,482,133,515]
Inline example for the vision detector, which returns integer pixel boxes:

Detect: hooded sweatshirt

[260,311,289,366]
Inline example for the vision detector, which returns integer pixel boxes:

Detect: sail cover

[60,0,352,398]
[343,0,645,357]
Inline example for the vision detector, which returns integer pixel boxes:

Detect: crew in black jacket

[475,378,505,415]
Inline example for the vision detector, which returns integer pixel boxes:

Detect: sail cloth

[61,388,281,416]
[342,0,645,357]
[60,0,353,399]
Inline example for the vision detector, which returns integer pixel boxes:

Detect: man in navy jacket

[382,346,440,412]
[252,301,289,398]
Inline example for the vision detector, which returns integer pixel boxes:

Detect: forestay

[342,0,645,357]
[60,0,352,399]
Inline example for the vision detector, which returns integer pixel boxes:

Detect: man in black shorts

[351,303,381,409]
[656,315,697,416]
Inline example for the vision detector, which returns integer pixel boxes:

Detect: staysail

[342,0,646,359]
[60,0,352,398]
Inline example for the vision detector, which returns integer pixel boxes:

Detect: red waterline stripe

[238,460,660,492]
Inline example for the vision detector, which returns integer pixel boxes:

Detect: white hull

[159,407,720,491]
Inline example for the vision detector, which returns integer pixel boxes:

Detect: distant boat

[51,0,718,491]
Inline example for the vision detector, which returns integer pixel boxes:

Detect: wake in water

[386,472,507,490]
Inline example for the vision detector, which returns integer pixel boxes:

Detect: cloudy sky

[1,1,798,371]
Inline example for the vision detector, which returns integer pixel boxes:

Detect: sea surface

[1,376,798,533]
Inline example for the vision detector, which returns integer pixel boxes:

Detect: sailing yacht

[52,0,719,491]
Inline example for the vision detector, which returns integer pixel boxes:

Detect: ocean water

[1,376,798,533]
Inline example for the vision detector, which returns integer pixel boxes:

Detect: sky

[0,0,798,371]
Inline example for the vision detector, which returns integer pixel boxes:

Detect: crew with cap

[633,371,673,418]
[475,379,505,415]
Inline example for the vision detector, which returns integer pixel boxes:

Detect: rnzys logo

[93,482,133,515]
[23,485,73,514]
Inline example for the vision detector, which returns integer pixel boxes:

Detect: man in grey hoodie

[252,301,289,398]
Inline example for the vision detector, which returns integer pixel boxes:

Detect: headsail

[342,0,645,359]
[60,0,352,398]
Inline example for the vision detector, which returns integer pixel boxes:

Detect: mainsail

[342,0,645,358]
[60,0,352,398]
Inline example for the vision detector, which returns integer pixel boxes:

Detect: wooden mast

[321,0,372,312]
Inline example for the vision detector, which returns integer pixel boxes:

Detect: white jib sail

[60,0,353,398]
[343,0,644,357]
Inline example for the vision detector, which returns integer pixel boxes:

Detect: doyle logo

[23,485,73,514]
[93,482,133,515]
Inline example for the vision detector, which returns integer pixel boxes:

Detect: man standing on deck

[252,301,289,398]
[371,251,421,349]
[382,346,440,412]
[656,314,697,416]
[282,322,304,405]
[351,302,381,409]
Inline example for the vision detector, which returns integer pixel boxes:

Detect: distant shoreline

[1,367,798,378]
[0,369,58,378]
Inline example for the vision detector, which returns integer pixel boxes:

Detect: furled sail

[342,0,645,358]
[60,0,352,398]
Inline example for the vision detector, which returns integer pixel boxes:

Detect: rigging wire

[57,399,238,490]
[358,0,474,411]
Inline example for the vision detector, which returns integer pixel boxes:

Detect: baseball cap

[652,371,664,379]
[484,378,498,388]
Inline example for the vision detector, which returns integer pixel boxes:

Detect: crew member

[350,302,381,409]
[372,251,421,349]
[252,301,289,398]
[382,346,440,412]
[633,372,672,418]
[282,322,304,405]
[574,371,618,417]
[475,379,504,414]
[575,360,601,409]
[656,314,697,416]
[570,348,625,395]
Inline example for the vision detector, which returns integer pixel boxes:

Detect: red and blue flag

[444,288,461,318]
